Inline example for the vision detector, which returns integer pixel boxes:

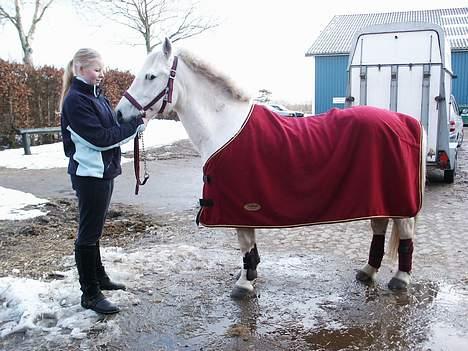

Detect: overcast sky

[0,0,467,103]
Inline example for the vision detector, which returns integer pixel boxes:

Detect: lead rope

[141,132,149,181]
[134,132,150,195]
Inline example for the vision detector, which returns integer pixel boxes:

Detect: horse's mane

[177,49,250,102]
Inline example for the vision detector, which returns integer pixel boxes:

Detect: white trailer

[345,22,459,182]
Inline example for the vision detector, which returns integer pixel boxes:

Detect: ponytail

[59,60,74,111]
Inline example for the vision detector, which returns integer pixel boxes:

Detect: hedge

[0,59,134,147]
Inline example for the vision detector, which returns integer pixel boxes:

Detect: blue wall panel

[452,51,468,106]
[314,55,349,114]
[315,51,468,112]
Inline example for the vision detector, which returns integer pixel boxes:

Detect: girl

[60,48,147,314]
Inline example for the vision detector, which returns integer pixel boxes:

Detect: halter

[124,56,178,195]
[123,55,179,116]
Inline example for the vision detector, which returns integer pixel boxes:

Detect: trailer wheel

[444,153,458,183]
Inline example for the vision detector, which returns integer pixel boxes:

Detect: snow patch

[0,186,48,220]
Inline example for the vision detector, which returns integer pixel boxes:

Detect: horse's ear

[163,37,172,58]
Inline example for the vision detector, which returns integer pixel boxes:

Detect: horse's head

[115,38,178,123]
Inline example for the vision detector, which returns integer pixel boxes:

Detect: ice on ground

[0,244,219,345]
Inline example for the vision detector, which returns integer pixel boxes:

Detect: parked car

[459,105,468,126]
[264,103,304,117]
[449,95,464,147]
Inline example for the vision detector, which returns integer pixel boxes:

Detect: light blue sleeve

[67,124,145,151]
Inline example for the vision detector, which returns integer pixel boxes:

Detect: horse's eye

[145,74,156,80]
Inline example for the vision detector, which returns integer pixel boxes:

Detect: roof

[305,7,468,56]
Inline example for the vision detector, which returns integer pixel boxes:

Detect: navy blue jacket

[61,78,144,179]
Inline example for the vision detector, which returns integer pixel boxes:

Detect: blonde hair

[59,48,102,110]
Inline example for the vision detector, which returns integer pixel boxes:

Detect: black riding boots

[75,245,120,314]
[96,241,126,291]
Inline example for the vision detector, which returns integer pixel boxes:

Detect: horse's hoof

[388,277,408,291]
[356,270,374,284]
[230,286,254,300]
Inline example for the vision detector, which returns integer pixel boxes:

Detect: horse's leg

[231,228,260,299]
[356,218,389,283]
[388,217,415,290]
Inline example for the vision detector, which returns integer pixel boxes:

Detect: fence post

[21,133,32,155]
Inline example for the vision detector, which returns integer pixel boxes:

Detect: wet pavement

[1,134,468,350]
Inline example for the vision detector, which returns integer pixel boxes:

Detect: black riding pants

[71,175,114,246]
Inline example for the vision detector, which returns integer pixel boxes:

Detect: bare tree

[76,0,218,53]
[0,0,55,66]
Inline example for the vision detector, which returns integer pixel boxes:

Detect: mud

[0,199,161,280]
[1,134,468,351]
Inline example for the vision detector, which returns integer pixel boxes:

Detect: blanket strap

[195,198,213,226]
[199,199,214,207]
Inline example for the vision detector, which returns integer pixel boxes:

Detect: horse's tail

[388,126,426,261]
[387,222,400,261]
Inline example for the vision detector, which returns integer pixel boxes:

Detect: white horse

[115,38,426,299]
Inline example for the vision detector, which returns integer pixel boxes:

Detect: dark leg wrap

[368,235,385,269]
[398,239,414,273]
[243,244,261,281]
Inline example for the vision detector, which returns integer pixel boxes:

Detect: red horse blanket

[198,104,423,228]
